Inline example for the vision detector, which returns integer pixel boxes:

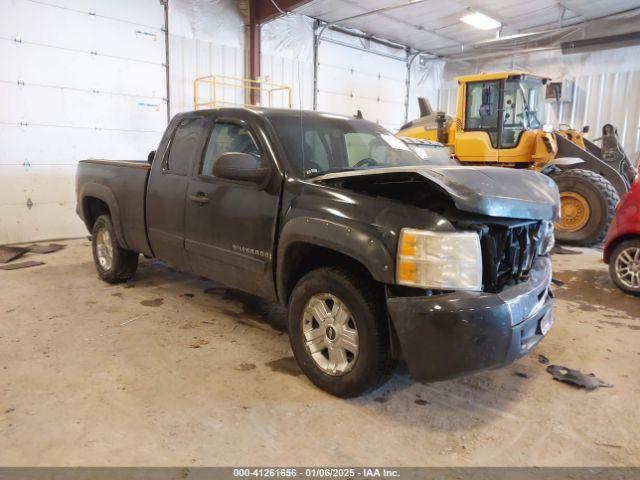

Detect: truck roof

[190,106,357,121]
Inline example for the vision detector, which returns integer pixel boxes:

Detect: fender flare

[78,182,129,249]
[276,216,396,301]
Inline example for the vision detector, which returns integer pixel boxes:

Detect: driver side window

[200,122,259,177]
[465,81,500,148]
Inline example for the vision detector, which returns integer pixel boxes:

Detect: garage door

[316,32,408,132]
[0,0,167,244]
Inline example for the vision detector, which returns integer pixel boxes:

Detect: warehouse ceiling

[292,0,640,59]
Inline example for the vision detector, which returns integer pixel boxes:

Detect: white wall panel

[0,125,163,166]
[0,0,167,244]
[407,59,445,123]
[0,0,164,64]
[316,37,408,132]
[169,35,245,113]
[0,42,165,99]
[168,0,245,114]
[260,52,314,110]
[260,15,314,110]
[546,71,640,158]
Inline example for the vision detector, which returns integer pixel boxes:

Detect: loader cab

[456,72,548,163]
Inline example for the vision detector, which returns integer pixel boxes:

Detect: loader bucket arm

[555,134,629,198]
[582,137,602,159]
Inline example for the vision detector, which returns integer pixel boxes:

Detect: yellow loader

[398,71,636,246]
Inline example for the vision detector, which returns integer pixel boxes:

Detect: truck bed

[76,159,152,256]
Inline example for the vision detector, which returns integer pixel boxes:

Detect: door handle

[189,193,209,205]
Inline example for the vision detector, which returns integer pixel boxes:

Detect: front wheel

[287,267,395,398]
[609,239,640,296]
[550,169,619,246]
[91,214,139,284]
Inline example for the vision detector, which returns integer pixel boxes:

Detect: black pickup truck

[76,107,559,397]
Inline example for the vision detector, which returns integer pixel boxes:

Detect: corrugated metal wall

[169,37,245,113]
[0,0,167,244]
[260,52,314,109]
[260,15,314,110]
[549,71,640,157]
[168,0,245,114]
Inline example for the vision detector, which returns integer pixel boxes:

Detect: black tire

[550,169,619,247]
[287,267,395,398]
[91,214,139,284]
[608,238,640,296]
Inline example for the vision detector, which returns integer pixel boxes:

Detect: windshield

[502,78,545,147]
[266,113,427,178]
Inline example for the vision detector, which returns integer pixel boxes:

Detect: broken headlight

[538,221,555,256]
[396,228,483,291]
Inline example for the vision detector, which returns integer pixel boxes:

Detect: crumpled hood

[312,165,560,221]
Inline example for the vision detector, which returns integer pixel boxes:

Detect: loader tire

[550,169,619,247]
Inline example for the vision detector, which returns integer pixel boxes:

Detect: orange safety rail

[193,75,292,110]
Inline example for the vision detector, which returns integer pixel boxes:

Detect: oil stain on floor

[141,298,164,307]
[236,362,256,371]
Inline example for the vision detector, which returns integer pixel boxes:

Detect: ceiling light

[460,11,501,30]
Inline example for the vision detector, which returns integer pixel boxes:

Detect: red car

[604,176,640,295]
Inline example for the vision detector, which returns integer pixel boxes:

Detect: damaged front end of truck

[312,165,559,382]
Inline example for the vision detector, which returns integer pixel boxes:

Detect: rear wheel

[287,267,395,398]
[550,169,619,246]
[91,214,139,283]
[609,239,640,296]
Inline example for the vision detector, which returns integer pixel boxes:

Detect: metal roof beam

[326,0,462,49]
[255,0,315,24]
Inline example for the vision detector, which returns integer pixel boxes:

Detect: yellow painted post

[212,77,217,108]
[193,78,198,110]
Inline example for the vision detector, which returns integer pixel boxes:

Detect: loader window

[465,81,500,147]
[502,78,545,148]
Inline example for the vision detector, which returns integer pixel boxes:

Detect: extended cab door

[184,116,281,300]
[147,115,210,268]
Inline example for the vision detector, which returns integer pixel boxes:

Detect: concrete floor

[1,239,639,466]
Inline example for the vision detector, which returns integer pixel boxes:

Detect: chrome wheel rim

[301,293,359,376]
[615,247,640,289]
[96,227,114,271]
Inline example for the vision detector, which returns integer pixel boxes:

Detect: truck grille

[480,221,543,293]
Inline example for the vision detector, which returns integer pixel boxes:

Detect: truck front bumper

[387,256,554,382]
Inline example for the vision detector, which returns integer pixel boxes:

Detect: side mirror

[147,150,156,164]
[213,152,270,184]
[582,125,590,134]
